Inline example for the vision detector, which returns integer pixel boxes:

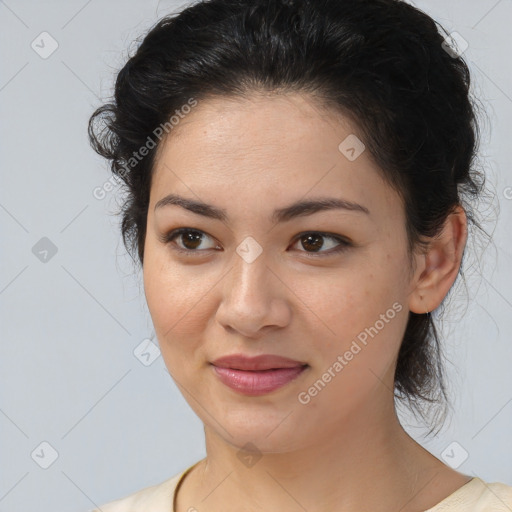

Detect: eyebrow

[154,193,370,223]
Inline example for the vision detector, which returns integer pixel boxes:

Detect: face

[143,93,416,453]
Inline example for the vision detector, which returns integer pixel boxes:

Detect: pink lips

[210,354,309,396]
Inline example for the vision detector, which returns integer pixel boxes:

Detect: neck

[179,396,457,512]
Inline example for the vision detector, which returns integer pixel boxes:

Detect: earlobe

[408,205,468,314]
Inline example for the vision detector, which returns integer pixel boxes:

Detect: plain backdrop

[1,1,511,511]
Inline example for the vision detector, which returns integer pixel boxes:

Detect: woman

[88,0,512,510]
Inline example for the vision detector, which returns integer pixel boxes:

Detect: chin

[209,413,308,453]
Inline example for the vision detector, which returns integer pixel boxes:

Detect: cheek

[300,283,406,416]
[143,265,209,380]
[143,245,191,333]
[145,270,213,337]
[142,244,218,372]
[298,264,407,371]
[294,264,396,334]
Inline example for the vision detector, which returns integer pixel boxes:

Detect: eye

[161,228,352,258]
[162,228,220,255]
[290,231,351,256]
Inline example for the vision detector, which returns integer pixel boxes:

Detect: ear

[408,205,468,314]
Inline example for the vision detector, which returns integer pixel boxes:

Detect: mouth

[211,365,309,396]
[210,353,308,371]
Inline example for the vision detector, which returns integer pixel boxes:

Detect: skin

[143,92,470,512]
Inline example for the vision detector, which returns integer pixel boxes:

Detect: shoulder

[426,477,512,511]
[90,471,184,512]
[478,480,512,510]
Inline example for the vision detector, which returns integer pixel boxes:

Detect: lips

[212,365,308,396]
[211,353,307,371]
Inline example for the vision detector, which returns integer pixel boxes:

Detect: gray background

[1,0,511,511]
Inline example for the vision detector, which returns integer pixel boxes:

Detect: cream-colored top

[92,460,512,512]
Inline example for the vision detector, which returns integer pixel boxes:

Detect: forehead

[159,92,358,164]
[150,93,402,223]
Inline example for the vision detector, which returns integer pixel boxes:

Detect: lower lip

[211,364,308,396]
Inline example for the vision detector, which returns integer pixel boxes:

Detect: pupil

[302,234,323,252]
[183,231,202,249]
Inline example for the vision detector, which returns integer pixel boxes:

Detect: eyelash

[160,228,352,258]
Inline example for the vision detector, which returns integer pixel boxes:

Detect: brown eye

[161,228,351,258]
[163,228,219,253]
[292,232,351,256]
[300,233,325,252]
[178,230,203,250]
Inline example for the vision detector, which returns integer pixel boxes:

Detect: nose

[215,249,291,338]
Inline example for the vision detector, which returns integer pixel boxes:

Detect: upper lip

[211,354,307,371]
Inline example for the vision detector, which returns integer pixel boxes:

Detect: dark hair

[88,0,493,434]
